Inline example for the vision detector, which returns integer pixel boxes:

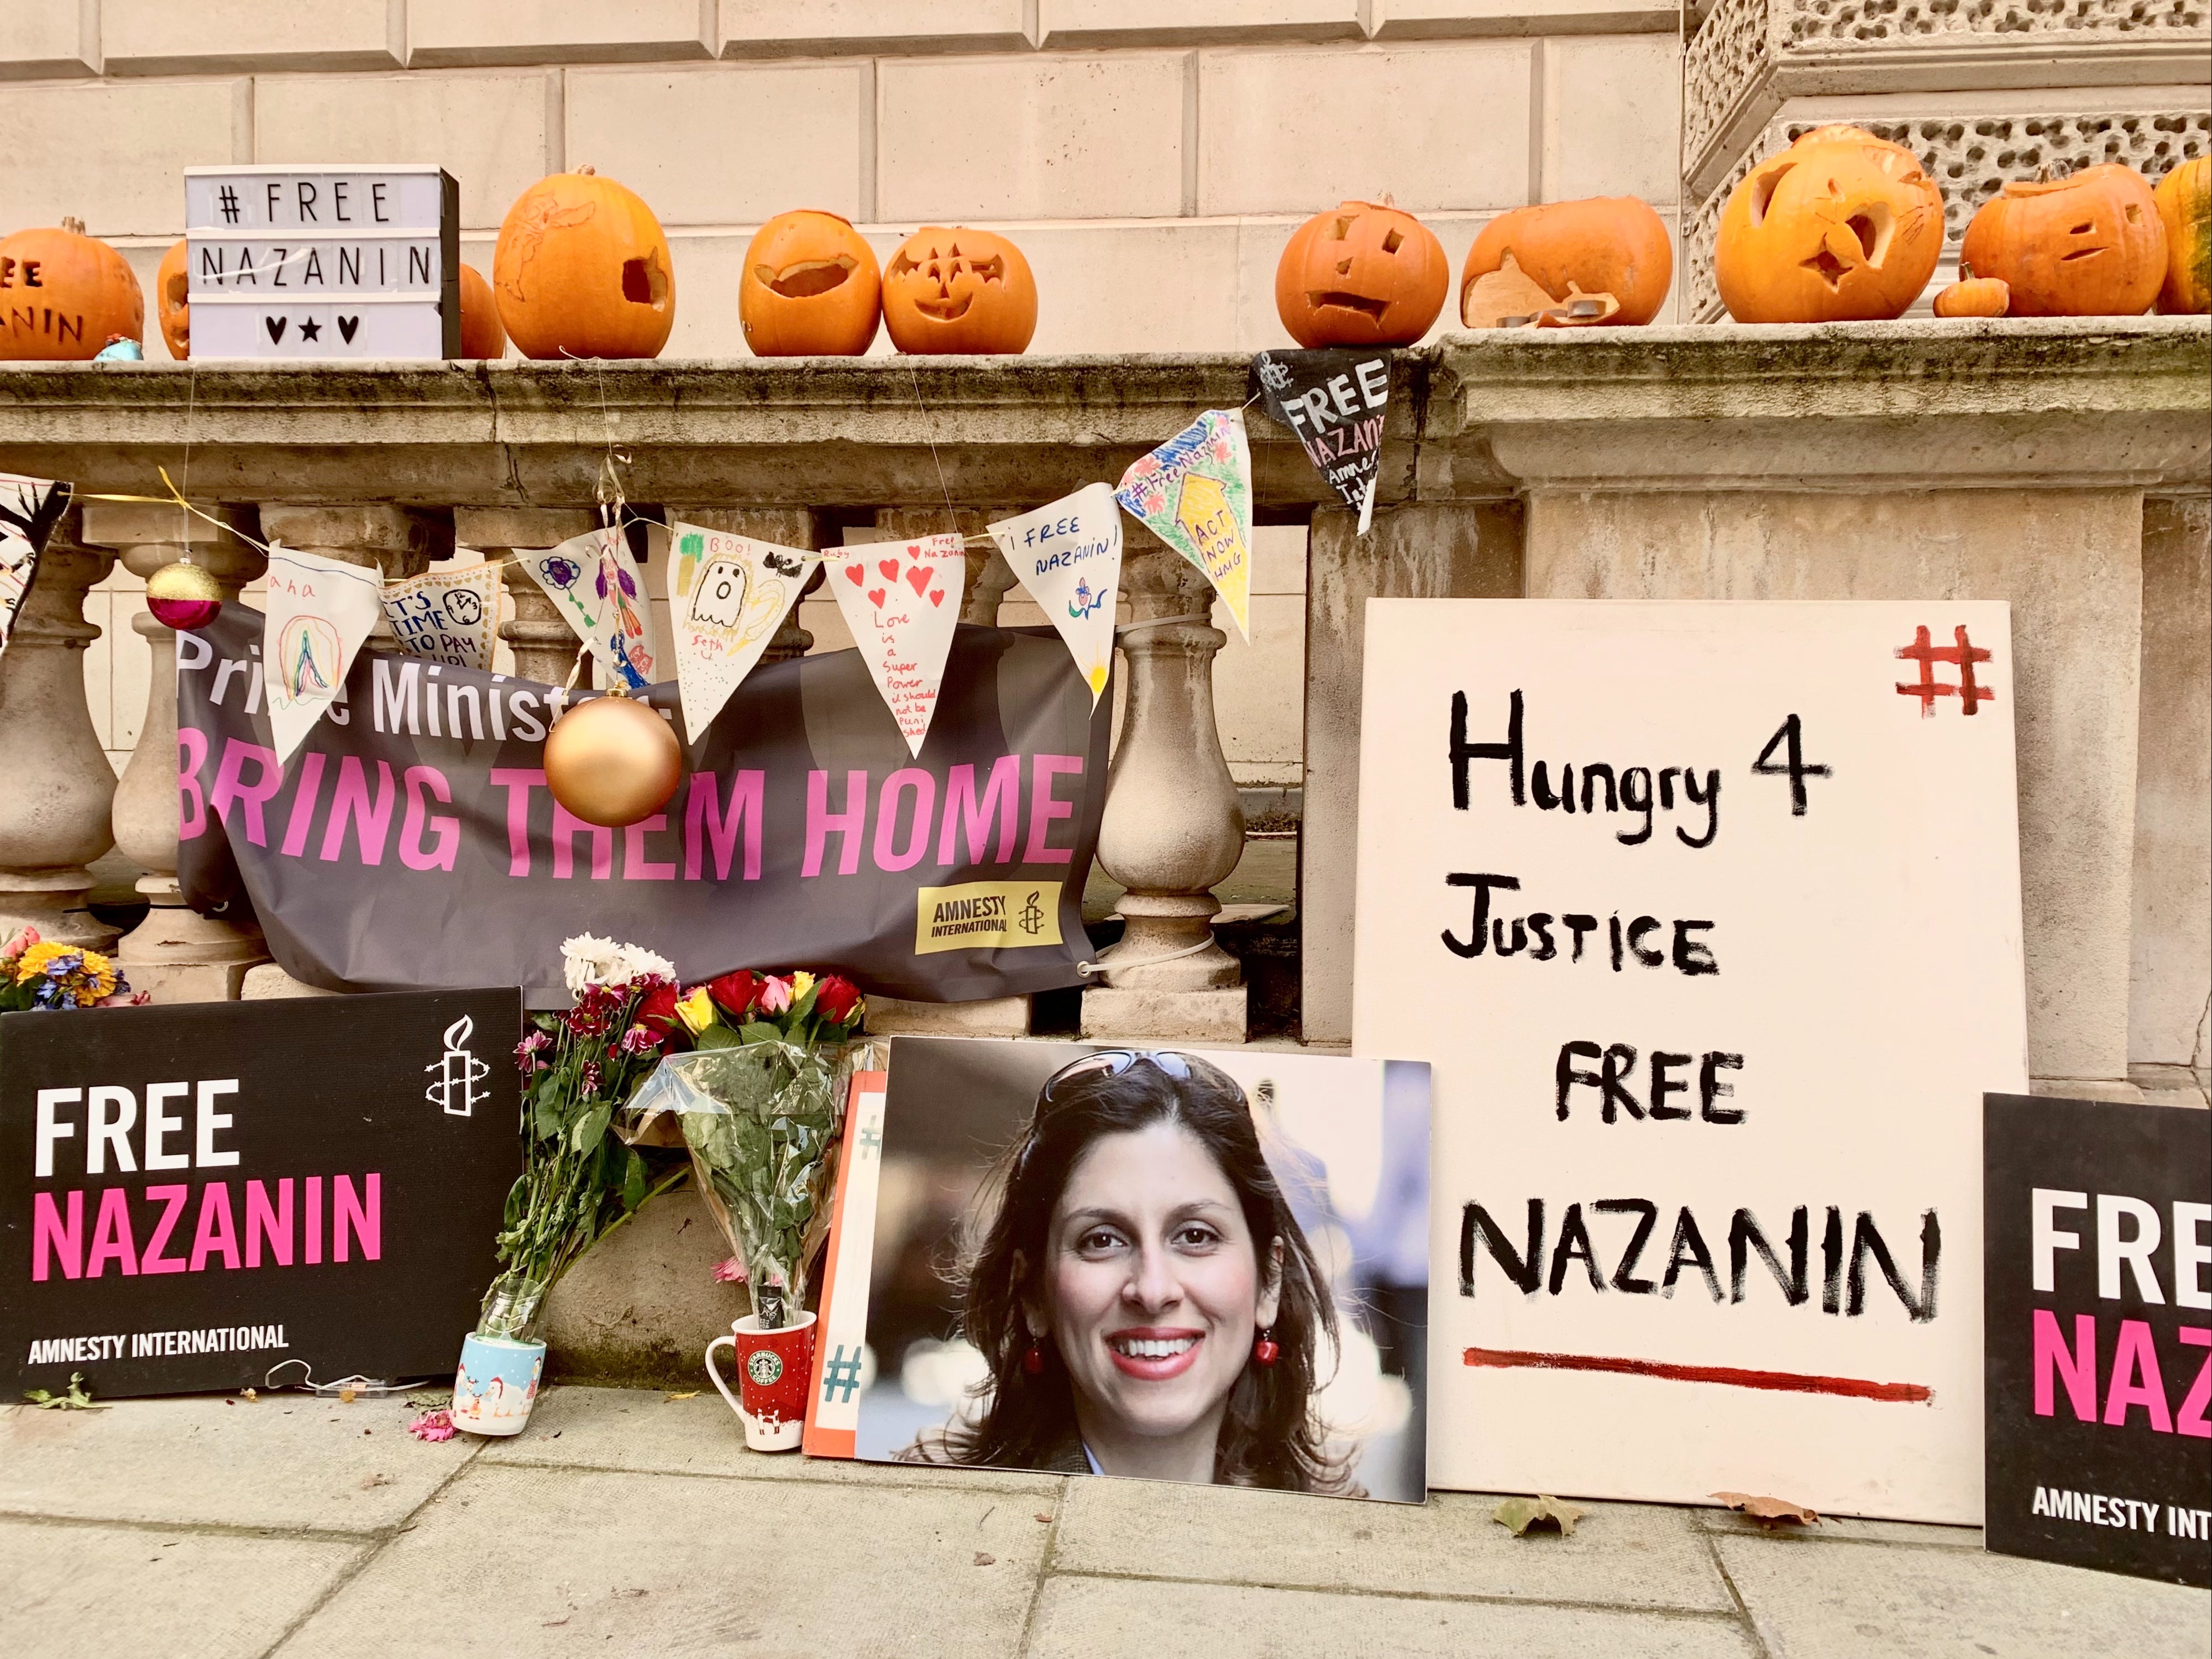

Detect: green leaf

[695,1024,743,1051]
[23,1372,107,1411]
[1492,1496,1585,1537]
[622,1148,649,1211]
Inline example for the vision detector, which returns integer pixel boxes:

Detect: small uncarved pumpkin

[156,237,190,359]
[1960,164,2166,318]
[1463,197,1672,327]
[0,217,144,360]
[1716,127,1945,323]
[458,264,506,358]
[2153,156,2210,315]
[882,226,1036,354]
[492,166,674,360]
[1276,200,1448,348]
[741,210,881,356]
[1931,266,2010,318]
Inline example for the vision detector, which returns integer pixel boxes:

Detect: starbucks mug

[706,1310,816,1452]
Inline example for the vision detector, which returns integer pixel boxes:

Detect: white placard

[1352,600,2027,1524]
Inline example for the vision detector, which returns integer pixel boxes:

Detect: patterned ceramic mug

[706,1311,816,1452]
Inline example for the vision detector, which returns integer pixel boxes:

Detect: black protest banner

[1249,348,1389,532]
[177,605,1108,1007]
[1984,1093,2210,1587]
[3,990,518,1399]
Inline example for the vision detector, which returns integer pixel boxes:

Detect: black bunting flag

[1249,348,1390,534]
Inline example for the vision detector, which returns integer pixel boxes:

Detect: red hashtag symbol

[1895,625,1994,718]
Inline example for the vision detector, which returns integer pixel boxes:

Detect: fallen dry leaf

[973,1552,996,1567]
[1034,1513,1052,1524]
[240,1388,258,1403]
[360,1473,392,1489]
[664,1391,699,1403]
[1492,1495,1586,1537]
[1711,1491,1821,1526]
[338,1387,357,1404]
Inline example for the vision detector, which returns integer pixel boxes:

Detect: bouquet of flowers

[624,969,866,1328]
[483,934,689,1339]
[1,927,140,1011]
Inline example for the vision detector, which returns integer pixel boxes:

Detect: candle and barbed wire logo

[424,1014,491,1117]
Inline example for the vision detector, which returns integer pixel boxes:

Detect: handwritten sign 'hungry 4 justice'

[1354,601,2027,1524]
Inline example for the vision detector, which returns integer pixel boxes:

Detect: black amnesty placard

[1984,1092,2210,1586]
[1249,347,1389,531]
[2,990,520,1399]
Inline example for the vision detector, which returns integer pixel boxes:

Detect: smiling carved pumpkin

[1962,164,2168,318]
[882,226,1036,354]
[741,210,882,356]
[1716,127,1945,323]
[1276,200,1448,348]
[492,165,673,360]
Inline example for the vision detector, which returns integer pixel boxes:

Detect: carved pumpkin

[1960,164,2166,318]
[1931,265,2010,318]
[741,210,881,356]
[1462,197,1672,328]
[458,264,506,358]
[2153,156,2209,315]
[0,217,144,361]
[156,237,190,359]
[492,166,674,360]
[882,226,1036,354]
[1715,127,1945,323]
[1276,200,1448,348]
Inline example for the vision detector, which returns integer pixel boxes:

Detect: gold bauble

[145,559,224,629]
[543,691,683,828]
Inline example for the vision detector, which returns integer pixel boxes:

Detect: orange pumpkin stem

[574,164,596,176]
[60,216,85,235]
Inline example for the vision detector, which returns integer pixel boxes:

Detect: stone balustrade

[1,325,2206,1092]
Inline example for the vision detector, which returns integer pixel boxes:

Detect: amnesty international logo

[914,881,1063,956]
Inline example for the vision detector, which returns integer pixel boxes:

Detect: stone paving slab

[1051,1478,1734,1612]
[1713,1529,2212,1659]
[1026,1576,1759,1659]
[0,1394,475,1532]
[275,1462,1051,1659]
[0,1516,363,1659]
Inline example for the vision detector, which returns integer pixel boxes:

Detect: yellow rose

[790,970,816,999]
[674,986,718,1035]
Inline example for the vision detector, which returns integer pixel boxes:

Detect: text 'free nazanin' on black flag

[176,605,1110,1007]
[1249,347,1390,533]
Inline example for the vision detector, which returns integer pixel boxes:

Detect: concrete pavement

[2,1384,2204,1658]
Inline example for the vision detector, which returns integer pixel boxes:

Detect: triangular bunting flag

[827,532,966,757]
[1114,407,1253,641]
[1250,347,1390,535]
[262,546,384,763]
[988,483,1121,708]
[520,523,657,689]
[666,521,821,745]
[382,562,501,670]
[0,471,70,659]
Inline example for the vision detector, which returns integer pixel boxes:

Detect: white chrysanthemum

[614,943,676,986]
[560,933,627,993]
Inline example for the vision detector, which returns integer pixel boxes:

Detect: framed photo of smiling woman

[850,1038,1430,1503]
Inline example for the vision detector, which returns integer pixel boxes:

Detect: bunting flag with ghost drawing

[666,521,821,745]
[263,545,385,763]
[382,562,500,671]
[0,470,70,660]
[520,522,658,690]
[1113,407,1253,642]
[1249,347,1390,535]
[988,482,1121,708]
[828,532,966,756]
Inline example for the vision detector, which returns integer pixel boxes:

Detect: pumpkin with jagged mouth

[1715,127,1944,324]
[1276,198,1448,348]
[740,210,881,356]
[881,226,1037,354]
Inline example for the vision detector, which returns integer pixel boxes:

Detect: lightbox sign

[183,165,459,359]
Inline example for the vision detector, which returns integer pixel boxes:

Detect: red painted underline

[1463,1346,1933,1404]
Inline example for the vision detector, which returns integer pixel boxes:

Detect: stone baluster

[257,505,452,648]
[453,507,596,685]
[0,506,122,952]
[668,507,835,663]
[80,500,271,1000]
[1081,535,1247,1043]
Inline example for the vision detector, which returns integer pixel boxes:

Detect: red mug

[707,1311,816,1451]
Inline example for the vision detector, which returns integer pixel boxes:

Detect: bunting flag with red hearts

[828,532,967,756]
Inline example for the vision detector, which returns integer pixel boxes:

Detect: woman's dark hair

[914,1050,1355,1494]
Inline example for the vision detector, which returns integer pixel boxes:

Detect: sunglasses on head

[1037,1048,1196,1107]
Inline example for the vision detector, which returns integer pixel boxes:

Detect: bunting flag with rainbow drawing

[1113,407,1253,642]
[262,545,385,763]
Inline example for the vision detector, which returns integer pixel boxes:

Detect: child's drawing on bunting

[1114,408,1253,641]
[988,483,1121,707]
[262,546,384,763]
[382,563,500,671]
[521,523,656,689]
[0,472,70,659]
[665,521,821,744]
[828,533,966,757]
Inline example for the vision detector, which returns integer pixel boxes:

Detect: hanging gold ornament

[145,559,224,630]
[543,687,683,828]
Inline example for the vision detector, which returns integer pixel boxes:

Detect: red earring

[1252,1328,1279,1367]
[1022,1340,1045,1375]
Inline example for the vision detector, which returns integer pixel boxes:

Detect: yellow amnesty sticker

[915,881,1063,955]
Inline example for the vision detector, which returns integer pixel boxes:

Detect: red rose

[814,974,863,1026]
[633,981,684,1048]
[707,970,764,1021]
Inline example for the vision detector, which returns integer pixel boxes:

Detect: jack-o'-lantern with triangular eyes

[1716,127,1946,323]
[882,226,1037,355]
[1276,198,1449,348]
[1961,164,2167,318]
